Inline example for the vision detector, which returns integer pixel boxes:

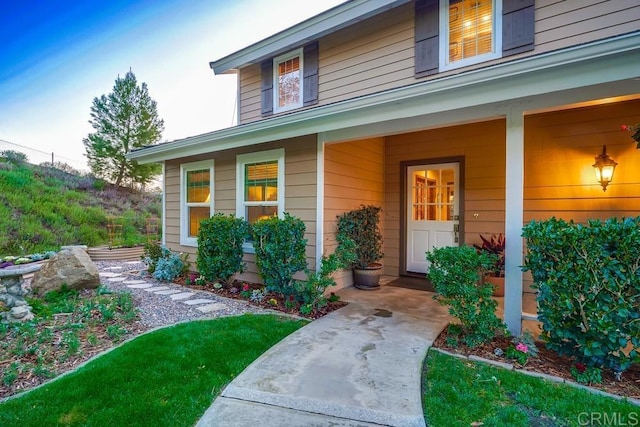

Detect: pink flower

[515,343,528,353]
[242,283,250,291]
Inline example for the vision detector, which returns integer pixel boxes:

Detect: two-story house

[128,0,640,334]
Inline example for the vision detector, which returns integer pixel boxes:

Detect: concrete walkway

[196,285,451,427]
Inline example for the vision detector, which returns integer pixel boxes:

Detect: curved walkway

[196,285,451,427]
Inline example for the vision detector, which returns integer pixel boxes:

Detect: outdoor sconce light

[592,145,617,192]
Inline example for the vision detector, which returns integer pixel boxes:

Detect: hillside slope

[0,158,161,256]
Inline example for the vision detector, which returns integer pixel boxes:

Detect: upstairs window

[275,50,302,112]
[261,42,318,116]
[441,0,501,70]
[180,160,214,246]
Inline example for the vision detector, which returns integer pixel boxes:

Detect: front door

[406,163,460,274]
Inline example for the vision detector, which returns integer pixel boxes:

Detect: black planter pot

[353,263,383,290]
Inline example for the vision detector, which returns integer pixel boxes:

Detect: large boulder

[31,247,100,295]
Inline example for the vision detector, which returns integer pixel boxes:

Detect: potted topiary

[474,233,505,297]
[336,205,383,290]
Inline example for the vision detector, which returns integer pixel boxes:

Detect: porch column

[504,108,524,335]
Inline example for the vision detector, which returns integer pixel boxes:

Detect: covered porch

[323,97,640,334]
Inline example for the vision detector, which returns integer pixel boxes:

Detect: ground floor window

[180,160,214,246]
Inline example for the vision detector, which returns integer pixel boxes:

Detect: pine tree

[84,70,164,188]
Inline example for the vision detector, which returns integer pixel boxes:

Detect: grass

[423,350,639,427]
[0,158,160,255]
[0,314,305,427]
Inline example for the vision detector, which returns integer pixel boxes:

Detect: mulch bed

[432,328,640,400]
[175,278,348,320]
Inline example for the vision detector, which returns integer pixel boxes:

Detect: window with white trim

[236,149,285,250]
[440,0,501,70]
[273,49,303,113]
[180,160,214,246]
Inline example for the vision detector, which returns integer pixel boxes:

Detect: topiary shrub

[251,213,307,297]
[426,245,505,347]
[197,213,249,285]
[522,217,640,377]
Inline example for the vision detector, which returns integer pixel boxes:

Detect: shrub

[426,245,505,347]
[153,250,189,282]
[251,213,307,296]
[294,236,357,311]
[336,205,383,268]
[197,213,249,285]
[522,217,640,376]
[0,150,28,165]
[142,241,163,274]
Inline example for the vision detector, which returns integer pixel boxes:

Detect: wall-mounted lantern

[592,145,617,192]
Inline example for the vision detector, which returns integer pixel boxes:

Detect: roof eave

[209,0,410,74]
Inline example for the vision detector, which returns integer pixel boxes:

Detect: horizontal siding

[522,98,640,292]
[535,0,640,52]
[237,1,638,124]
[385,119,507,278]
[162,135,319,283]
[324,138,385,289]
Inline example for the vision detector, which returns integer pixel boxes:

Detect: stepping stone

[99,272,121,278]
[170,292,196,300]
[127,283,154,289]
[143,286,170,292]
[125,261,143,265]
[182,298,215,306]
[102,266,123,270]
[107,277,127,282]
[123,280,147,284]
[196,302,228,313]
[154,289,182,295]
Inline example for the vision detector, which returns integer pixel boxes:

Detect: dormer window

[274,49,303,112]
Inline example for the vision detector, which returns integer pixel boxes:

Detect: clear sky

[0,0,344,170]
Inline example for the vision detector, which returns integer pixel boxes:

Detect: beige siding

[324,138,385,288]
[163,135,318,284]
[385,120,507,277]
[237,1,639,124]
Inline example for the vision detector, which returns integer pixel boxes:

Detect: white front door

[406,163,460,274]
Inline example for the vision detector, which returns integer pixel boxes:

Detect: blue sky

[0,0,344,170]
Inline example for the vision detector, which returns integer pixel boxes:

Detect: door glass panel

[411,168,455,221]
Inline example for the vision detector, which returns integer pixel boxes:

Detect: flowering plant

[621,124,640,148]
[240,283,251,299]
[504,332,538,365]
[570,362,602,385]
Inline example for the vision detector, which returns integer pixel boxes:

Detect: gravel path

[96,260,270,328]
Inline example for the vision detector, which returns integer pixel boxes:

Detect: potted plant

[336,205,383,290]
[473,233,505,297]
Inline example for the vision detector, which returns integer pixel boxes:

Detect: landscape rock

[31,247,100,294]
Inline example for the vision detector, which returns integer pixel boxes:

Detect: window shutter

[261,59,273,116]
[502,0,535,56]
[303,42,319,106]
[415,0,439,77]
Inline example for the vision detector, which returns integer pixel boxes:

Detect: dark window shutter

[502,0,535,56]
[261,59,273,116]
[415,0,439,77]
[303,42,319,106]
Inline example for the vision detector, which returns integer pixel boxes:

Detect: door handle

[453,224,459,243]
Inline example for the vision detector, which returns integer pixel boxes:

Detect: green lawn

[423,350,638,427]
[0,314,306,427]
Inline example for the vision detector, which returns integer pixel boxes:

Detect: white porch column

[504,108,524,335]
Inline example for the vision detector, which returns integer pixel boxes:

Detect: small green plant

[250,288,267,303]
[505,331,538,366]
[3,362,21,386]
[240,283,252,299]
[299,304,313,316]
[152,247,189,282]
[142,241,163,274]
[426,245,505,347]
[197,213,249,285]
[106,325,128,342]
[62,330,81,357]
[194,275,206,286]
[251,213,307,297]
[570,363,603,385]
[328,292,340,303]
